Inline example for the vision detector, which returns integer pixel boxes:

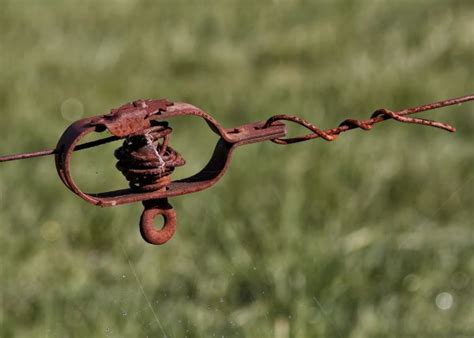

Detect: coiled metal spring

[114,123,185,192]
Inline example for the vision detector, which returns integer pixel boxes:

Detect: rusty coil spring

[114,123,185,192]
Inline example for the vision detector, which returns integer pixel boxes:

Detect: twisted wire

[0,94,472,162]
[264,94,473,145]
[114,124,185,192]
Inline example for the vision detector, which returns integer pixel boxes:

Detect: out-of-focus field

[1,1,473,337]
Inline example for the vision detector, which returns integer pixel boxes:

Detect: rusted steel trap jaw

[55,99,286,245]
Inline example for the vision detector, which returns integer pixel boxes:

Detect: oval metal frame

[55,101,287,208]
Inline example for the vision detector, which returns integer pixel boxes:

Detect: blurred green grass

[0,0,473,337]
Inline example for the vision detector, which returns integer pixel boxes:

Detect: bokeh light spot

[435,292,453,310]
[61,98,84,121]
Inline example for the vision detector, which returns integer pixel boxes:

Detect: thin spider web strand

[312,296,343,338]
[116,236,169,337]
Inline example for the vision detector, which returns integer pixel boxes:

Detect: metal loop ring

[140,199,177,245]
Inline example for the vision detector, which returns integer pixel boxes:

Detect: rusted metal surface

[0,94,472,245]
[264,96,470,144]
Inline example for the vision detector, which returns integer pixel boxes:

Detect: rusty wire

[114,123,185,192]
[264,94,473,145]
[0,94,472,245]
[0,94,472,163]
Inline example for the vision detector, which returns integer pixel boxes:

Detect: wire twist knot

[114,123,185,192]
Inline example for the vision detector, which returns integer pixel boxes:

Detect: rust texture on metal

[0,94,473,245]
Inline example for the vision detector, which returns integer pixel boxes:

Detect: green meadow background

[1,0,473,337]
